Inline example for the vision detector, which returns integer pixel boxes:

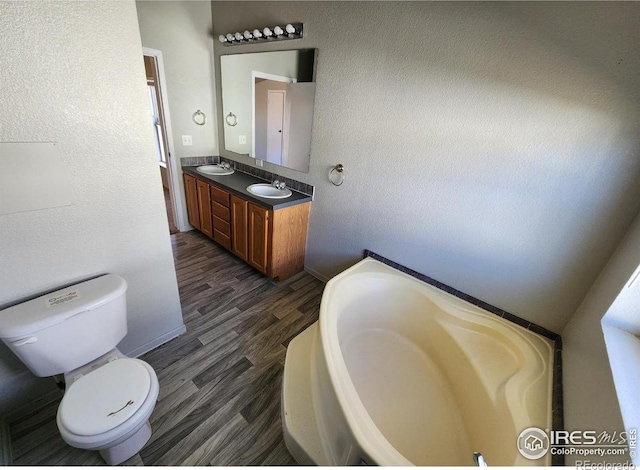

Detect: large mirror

[220,49,316,173]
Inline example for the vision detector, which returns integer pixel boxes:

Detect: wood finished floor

[9,230,324,465]
[164,188,179,235]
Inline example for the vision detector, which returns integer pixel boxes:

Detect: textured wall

[0,1,184,411]
[562,211,640,464]
[136,1,219,231]
[212,2,640,333]
[136,1,218,159]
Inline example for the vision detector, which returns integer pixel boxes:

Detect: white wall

[562,210,640,464]
[212,2,640,333]
[136,0,219,230]
[136,1,218,159]
[0,1,184,413]
[602,264,640,335]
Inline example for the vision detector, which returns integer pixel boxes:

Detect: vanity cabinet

[196,179,213,238]
[183,172,310,281]
[184,174,200,230]
[211,186,231,250]
[247,203,269,273]
[230,195,248,261]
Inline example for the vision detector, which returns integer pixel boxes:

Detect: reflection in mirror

[220,49,316,173]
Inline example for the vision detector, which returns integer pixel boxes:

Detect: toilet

[0,274,159,465]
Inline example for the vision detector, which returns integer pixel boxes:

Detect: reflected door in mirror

[266,90,285,165]
[220,49,316,173]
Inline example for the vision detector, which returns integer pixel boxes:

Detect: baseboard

[304,265,329,283]
[0,419,11,465]
[123,324,187,358]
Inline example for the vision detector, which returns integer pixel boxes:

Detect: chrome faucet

[272,180,286,190]
[473,452,487,466]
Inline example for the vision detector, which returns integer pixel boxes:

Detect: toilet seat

[59,359,151,436]
[57,358,159,450]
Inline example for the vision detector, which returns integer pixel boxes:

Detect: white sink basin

[196,165,234,176]
[247,183,292,199]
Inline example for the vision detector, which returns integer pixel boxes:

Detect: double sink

[196,165,292,199]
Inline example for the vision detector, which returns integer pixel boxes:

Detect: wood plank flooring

[164,188,179,234]
[9,230,324,465]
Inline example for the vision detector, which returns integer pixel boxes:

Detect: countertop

[182,166,312,210]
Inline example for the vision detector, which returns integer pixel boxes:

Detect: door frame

[143,47,186,232]
[251,71,296,160]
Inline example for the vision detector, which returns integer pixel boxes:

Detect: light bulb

[219,35,227,43]
[273,25,284,36]
[263,27,272,37]
[243,30,252,39]
[226,33,234,42]
[285,24,296,34]
[234,32,243,41]
[253,29,262,38]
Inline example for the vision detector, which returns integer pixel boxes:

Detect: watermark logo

[518,427,550,459]
[517,427,637,463]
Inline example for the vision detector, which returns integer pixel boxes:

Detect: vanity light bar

[218,23,303,46]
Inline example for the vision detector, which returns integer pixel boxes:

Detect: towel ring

[329,164,344,186]
[225,112,238,127]
[192,110,206,126]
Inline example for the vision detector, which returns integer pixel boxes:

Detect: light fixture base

[219,23,303,46]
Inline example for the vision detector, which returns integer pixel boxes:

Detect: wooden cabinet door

[230,195,248,261]
[247,203,270,274]
[184,174,200,230]
[196,179,213,238]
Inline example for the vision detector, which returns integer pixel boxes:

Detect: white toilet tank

[0,274,128,377]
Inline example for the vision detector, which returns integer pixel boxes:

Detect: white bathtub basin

[282,257,554,466]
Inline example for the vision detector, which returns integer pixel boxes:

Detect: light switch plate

[239,135,247,145]
[182,135,193,146]
[256,159,263,167]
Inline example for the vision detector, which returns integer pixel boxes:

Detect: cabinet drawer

[213,216,231,237]
[210,185,230,207]
[213,229,231,250]
[212,201,230,222]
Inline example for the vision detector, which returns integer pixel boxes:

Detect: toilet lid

[59,359,151,436]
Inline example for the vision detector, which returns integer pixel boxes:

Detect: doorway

[143,51,178,234]
[251,71,296,163]
[266,90,286,165]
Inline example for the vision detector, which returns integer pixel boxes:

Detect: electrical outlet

[182,135,193,146]
[256,159,263,167]
[239,135,247,145]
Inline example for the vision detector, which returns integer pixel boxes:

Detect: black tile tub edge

[362,250,561,341]
[363,249,565,464]
[552,336,565,466]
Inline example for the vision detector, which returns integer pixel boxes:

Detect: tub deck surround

[182,166,312,211]
[362,250,565,466]
[283,257,557,466]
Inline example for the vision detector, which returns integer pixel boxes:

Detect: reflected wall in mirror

[220,49,316,173]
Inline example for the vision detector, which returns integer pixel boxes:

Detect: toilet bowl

[0,274,160,465]
[57,355,159,465]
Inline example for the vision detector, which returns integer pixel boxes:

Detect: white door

[266,90,285,165]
